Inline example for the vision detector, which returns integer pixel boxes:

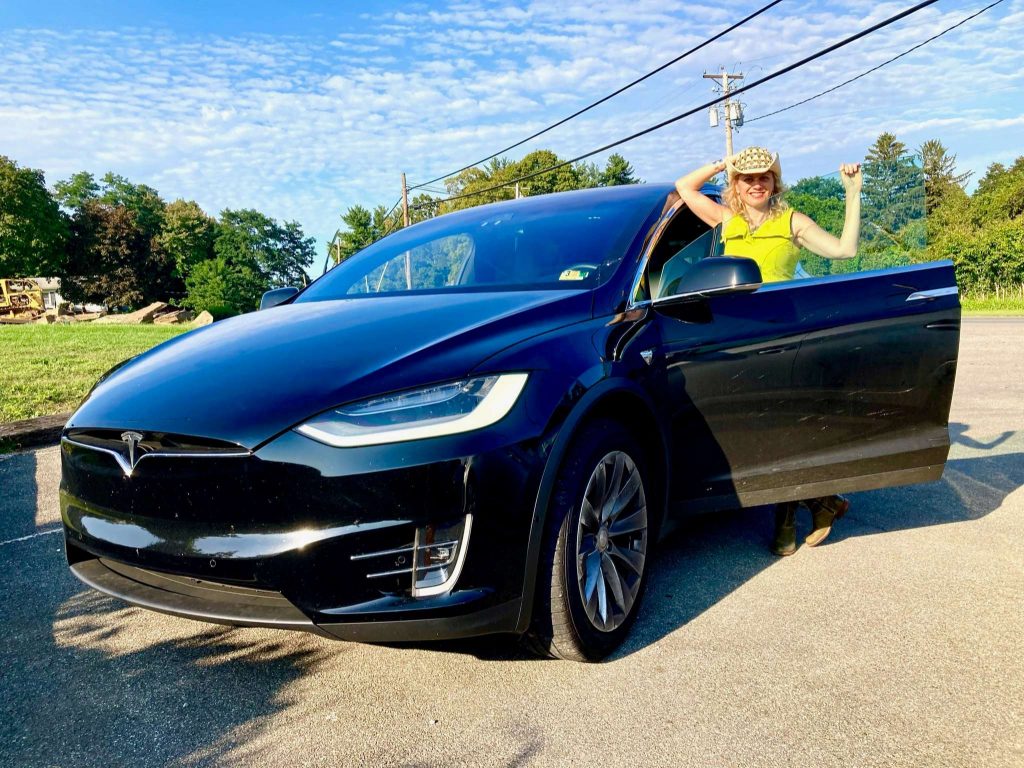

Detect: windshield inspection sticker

[558,268,591,281]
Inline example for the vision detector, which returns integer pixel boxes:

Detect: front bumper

[67,556,522,642]
[60,401,559,640]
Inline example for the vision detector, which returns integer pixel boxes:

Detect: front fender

[512,374,668,634]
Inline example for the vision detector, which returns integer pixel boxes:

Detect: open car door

[767,261,959,503]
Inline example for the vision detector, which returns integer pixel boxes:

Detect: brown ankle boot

[804,495,849,547]
[772,502,798,556]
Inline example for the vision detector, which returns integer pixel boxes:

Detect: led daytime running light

[296,373,528,448]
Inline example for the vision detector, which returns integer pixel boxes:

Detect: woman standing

[675,146,863,555]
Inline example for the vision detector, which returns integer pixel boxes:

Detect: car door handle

[906,286,958,302]
[758,347,787,355]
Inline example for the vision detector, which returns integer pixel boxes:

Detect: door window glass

[638,207,723,302]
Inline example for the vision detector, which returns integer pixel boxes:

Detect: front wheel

[527,419,651,661]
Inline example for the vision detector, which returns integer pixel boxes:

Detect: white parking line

[0,528,62,547]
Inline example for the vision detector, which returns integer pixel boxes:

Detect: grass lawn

[961,298,1024,315]
[0,324,191,423]
[961,285,1024,315]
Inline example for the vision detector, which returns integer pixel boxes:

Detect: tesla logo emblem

[118,431,146,477]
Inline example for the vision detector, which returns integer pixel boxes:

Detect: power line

[380,197,403,220]
[746,0,1005,124]
[412,0,940,210]
[406,0,785,191]
[412,185,450,195]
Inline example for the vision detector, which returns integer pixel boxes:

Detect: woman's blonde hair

[723,171,789,220]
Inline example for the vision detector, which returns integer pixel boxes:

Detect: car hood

[68,290,592,449]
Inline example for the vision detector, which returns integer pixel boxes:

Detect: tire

[526,418,652,661]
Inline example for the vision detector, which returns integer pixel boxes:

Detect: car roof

[399,182,679,235]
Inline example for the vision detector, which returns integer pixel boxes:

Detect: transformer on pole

[703,69,743,156]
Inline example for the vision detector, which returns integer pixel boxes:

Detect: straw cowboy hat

[726,147,782,180]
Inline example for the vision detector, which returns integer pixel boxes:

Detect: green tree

[861,132,925,255]
[787,175,846,277]
[930,155,1024,294]
[789,175,844,201]
[97,172,166,240]
[158,199,218,278]
[55,169,178,304]
[53,171,100,211]
[971,156,1024,223]
[61,201,176,308]
[600,153,640,186]
[0,156,69,276]
[919,139,971,214]
[182,257,260,317]
[506,150,585,197]
[408,193,439,225]
[333,205,376,265]
[211,209,314,311]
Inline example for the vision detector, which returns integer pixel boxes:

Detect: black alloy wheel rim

[575,450,648,632]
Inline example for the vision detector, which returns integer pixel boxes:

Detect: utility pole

[401,172,410,227]
[704,70,743,157]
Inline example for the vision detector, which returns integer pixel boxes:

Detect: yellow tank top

[721,209,798,283]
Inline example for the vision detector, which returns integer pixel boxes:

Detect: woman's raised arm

[792,163,863,259]
[675,160,732,228]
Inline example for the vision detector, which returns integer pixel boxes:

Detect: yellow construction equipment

[0,278,45,322]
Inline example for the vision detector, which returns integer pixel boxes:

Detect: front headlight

[294,373,528,448]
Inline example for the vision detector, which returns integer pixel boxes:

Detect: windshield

[298,189,660,302]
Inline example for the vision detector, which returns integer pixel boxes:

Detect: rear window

[298,192,658,301]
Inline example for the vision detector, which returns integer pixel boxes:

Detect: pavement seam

[0,527,62,547]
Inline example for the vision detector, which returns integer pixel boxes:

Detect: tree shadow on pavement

[1,571,336,768]
[0,450,44,541]
[0,450,339,768]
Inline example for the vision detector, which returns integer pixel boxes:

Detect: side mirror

[259,286,300,311]
[654,257,762,306]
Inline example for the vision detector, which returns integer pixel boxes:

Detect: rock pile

[42,302,197,325]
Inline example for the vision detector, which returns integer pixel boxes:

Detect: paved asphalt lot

[1,318,1021,768]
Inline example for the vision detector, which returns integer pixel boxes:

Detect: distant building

[28,277,104,313]
[30,277,63,310]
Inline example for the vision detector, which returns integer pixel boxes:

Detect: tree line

[3,139,1020,312]
[0,163,315,316]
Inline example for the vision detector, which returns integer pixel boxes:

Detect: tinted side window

[347,235,472,294]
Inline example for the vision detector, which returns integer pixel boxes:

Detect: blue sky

[2,0,1021,267]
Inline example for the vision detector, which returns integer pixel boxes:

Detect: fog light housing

[353,514,473,598]
[412,515,472,596]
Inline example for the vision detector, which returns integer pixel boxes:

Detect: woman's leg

[772,501,799,556]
